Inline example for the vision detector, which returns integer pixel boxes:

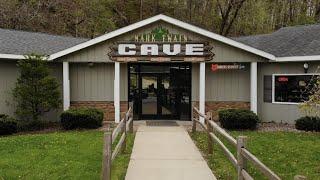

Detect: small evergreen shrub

[219,109,259,130]
[295,116,320,132]
[60,108,104,130]
[17,120,49,132]
[0,114,17,135]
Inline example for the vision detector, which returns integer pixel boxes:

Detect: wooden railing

[101,107,133,180]
[192,107,281,180]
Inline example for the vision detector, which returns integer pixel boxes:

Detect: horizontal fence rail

[192,106,282,180]
[101,107,133,180]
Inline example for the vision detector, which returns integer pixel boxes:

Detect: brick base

[193,101,250,121]
[70,101,128,121]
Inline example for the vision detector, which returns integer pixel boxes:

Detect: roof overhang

[275,55,320,62]
[47,14,276,61]
[0,53,25,60]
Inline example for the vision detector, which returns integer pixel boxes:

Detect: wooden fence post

[237,136,247,180]
[122,116,127,153]
[206,112,213,155]
[192,108,196,133]
[129,112,133,133]
[101,132,112,180]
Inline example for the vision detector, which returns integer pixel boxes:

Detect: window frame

[272,73,320,105]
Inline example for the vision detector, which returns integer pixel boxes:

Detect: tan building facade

[0,15,319,124]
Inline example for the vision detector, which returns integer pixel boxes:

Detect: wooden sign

[109,42,214,62]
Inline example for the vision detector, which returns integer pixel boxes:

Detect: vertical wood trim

[199,62,206,123]
[250,62,258,113]
[114,62,120,123]
[63,62,70,111]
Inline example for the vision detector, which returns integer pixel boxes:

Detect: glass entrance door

[129,63,191,120]
[141,75,158,117]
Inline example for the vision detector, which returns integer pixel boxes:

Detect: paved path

[125,125,216,180]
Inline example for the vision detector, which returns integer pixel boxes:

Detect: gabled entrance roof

[48,14,276,61]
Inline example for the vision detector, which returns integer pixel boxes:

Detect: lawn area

[0,130,135,180]
[190,131,320,180]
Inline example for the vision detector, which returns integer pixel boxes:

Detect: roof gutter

[275,55,320,62]
[0,54,25,60]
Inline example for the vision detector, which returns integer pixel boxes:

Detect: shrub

[295,116,320,132]
[12,54,61,122]
[17,120,50,132]
[0,114,17,135]
[219,109,259,130]
[60,108,104,130]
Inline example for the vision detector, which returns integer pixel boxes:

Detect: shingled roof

[234,24,320,57]
[1,20,320,59]
[0,28,89,55]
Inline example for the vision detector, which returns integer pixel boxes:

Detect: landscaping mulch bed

[257,122,298,132]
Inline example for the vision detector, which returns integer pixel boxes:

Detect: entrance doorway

[129,63,191,120]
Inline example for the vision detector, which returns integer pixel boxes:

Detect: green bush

[295,116,320,132]
[60,108,104,130]
[0,114,17,135]
[219,109,259,130]
[17,120,49,132]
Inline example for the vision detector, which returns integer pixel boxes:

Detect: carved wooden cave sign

[108,42,215,62]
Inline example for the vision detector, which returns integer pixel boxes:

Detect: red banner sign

[211,64,245,72]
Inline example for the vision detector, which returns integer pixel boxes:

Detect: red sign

[211,64,219,71]
[211,64,245,72]
[278,77,288,82]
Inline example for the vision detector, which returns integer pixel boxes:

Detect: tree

[12,54,61,123]
[299,65,320,117]
[216,0,247,36]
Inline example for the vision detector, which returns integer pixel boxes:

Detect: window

[273,74,319,104]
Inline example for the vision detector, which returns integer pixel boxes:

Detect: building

[0,14,319,124]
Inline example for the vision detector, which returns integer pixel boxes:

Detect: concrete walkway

[125,124,216,180]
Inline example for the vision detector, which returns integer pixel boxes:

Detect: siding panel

[0,61,62,121]
[258,62,320,123]
[70,63,128,101]
[192,63,250,102]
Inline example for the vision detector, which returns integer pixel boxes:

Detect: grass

[0,130,135,180]
[190,131,320,180]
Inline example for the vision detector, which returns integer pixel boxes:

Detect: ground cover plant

[0,130,135,180]
[190,131,320,180]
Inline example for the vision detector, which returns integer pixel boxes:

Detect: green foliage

[219,109,259,130]
[1,0,320,38]
[60,108,104,130]
[300,77,320,117]
[191,131,320,179]
[0,114,17,135]
[12,54,61,124]
[295,116,320,132]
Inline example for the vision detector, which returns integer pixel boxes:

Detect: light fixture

[303,63,309,73]
[88,62,94,67]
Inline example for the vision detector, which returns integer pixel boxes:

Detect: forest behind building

[1,0,320,38]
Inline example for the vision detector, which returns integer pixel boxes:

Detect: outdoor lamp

[88,62,94,67]
[303,63,309,73]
